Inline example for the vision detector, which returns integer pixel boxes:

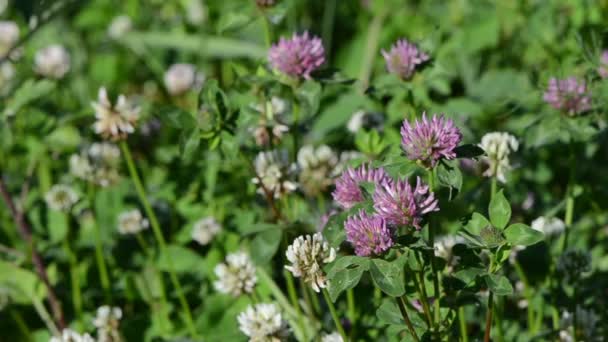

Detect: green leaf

[3,80,56,117]
[355,129,386,156]
[327,263,367,302]
[453,144,485,159]
[436,160,463,196]
[47,210,69,244]
[504,223,544,246]
[250,228,282,264]
[295,81,321,119]
[454,268,485,285]
[489,190,511,229]
[157,245,205,274]
[217,12,254,34]
[369,259,405,297]
[0,260,43,304]
[45,125,82,152]
[483,274,513,296]
[376,299,403,325]
[465,212,490,235]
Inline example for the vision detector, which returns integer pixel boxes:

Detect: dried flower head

[191,216,222,245]
[93,306,122,342]
[117,209,149,235]
[214,251,257,297]
[373,177,439,229]
[50,329,95,342]
[268,31,325,79]
[345,210,393,256]
[256,0,276,7]
[382,39,429,80]
[164,63,202,96]
[45,185,79,212]
[599,51,608,78]
[479,132,518,183]
[531,216,565,237]
[0,21,19,57]
[400,113,462,168]
[92,87,141,141]
[332,164,389,209]
[34,45,70,79]
[252,150,297,199]
[285,233,336,292]
[108,15,132,39]
[237,303,289,342]
[543,77,591,115]
[297,144,338,196]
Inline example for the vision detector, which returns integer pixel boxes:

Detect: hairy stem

[120,142,197,337]
[322,288,347,341]
[397,296,420,342]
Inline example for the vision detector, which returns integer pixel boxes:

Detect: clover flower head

[297,144,338,196]
[92,87,141,141]
[400,113,462,168]
[93,306,122,342]
[332,164,389,209]
[0,21,19,56]
[531,216,565,237]
[117,209,149,235]
[373,176,439,228]
[321,332,344,342]
[252,150,297,199]
[237,303,289,342]
[191,216,222,246]
[543,77,591,116]
[345,210,393,256]
[382,39,429,80]
[108,15,132,39]
[70,143,121,187]
[599,51,608,78]
[50,329,95,342]
[164,63,203,96]
[214,251,257,297]
[268,31,325,79]
[285,233,336,292]
[45,185,79,212]
[34,45,70,79]
[479,132,518,183]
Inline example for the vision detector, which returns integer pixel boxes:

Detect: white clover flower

[34,45,70,79]
[117,209,149,235]
[297,144,338,196]
[93,305,122,342]
[89,142,121,166]
[347,110,366,133]
[50,329,95,342]
[253,96,288,119]
[45,185,79,212]
[321,332,344,342]
[285,233,336,292]
[252,150,297,199]
[214,251,257,297]
[184,0,208,25]
[479,132,519,183]
[163,63,203,96]
[92,87,141,141]
[434,235,466,261]
[70,154,94,180]
[191,216,222,245]
[531,216,565,236]
[108,15,132,39]
[237,303,288,342]
[0,21,19,57]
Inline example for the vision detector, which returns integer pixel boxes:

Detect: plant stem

[427,169,441,329]
[0,178,66,330]
[513,261,535,333]
[484,258,496,342]
[33,295,59,336]
[90,197,112,303]
[397,296,420,342]
[10,309,32,341]
[490,177,497,200]
[291,93,300,159]
[413,252,434,328]
[120,142,197,338]
[347,288,356,325]
[358,5,388,92]
[458,307,468,342]
[284,269,306,339]
[259,8,272,49]
[321,0,337,59]
[63,235,82,320]
[322,288,347,341]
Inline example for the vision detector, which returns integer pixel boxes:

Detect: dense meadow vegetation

[1,0,608,341]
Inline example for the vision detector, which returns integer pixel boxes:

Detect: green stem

[358,5,388,92]
[291,93,300,159]
[88,184,111,303]
[484,258,496,342]
[513,261,535,333]
[63,237,82,320]
[259,8,272,49]
[562,146,576,252]
[32,296,59,337]
[413,253,434,328]
[120,142,197,338]
[397,296,420,342]
[490,177,497,201]
[10,309,32,341]
[347,288,356,325]
[458,307,468,342]
[322,288,347,341]
[427,169,441,329]
[284,269,306,340]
